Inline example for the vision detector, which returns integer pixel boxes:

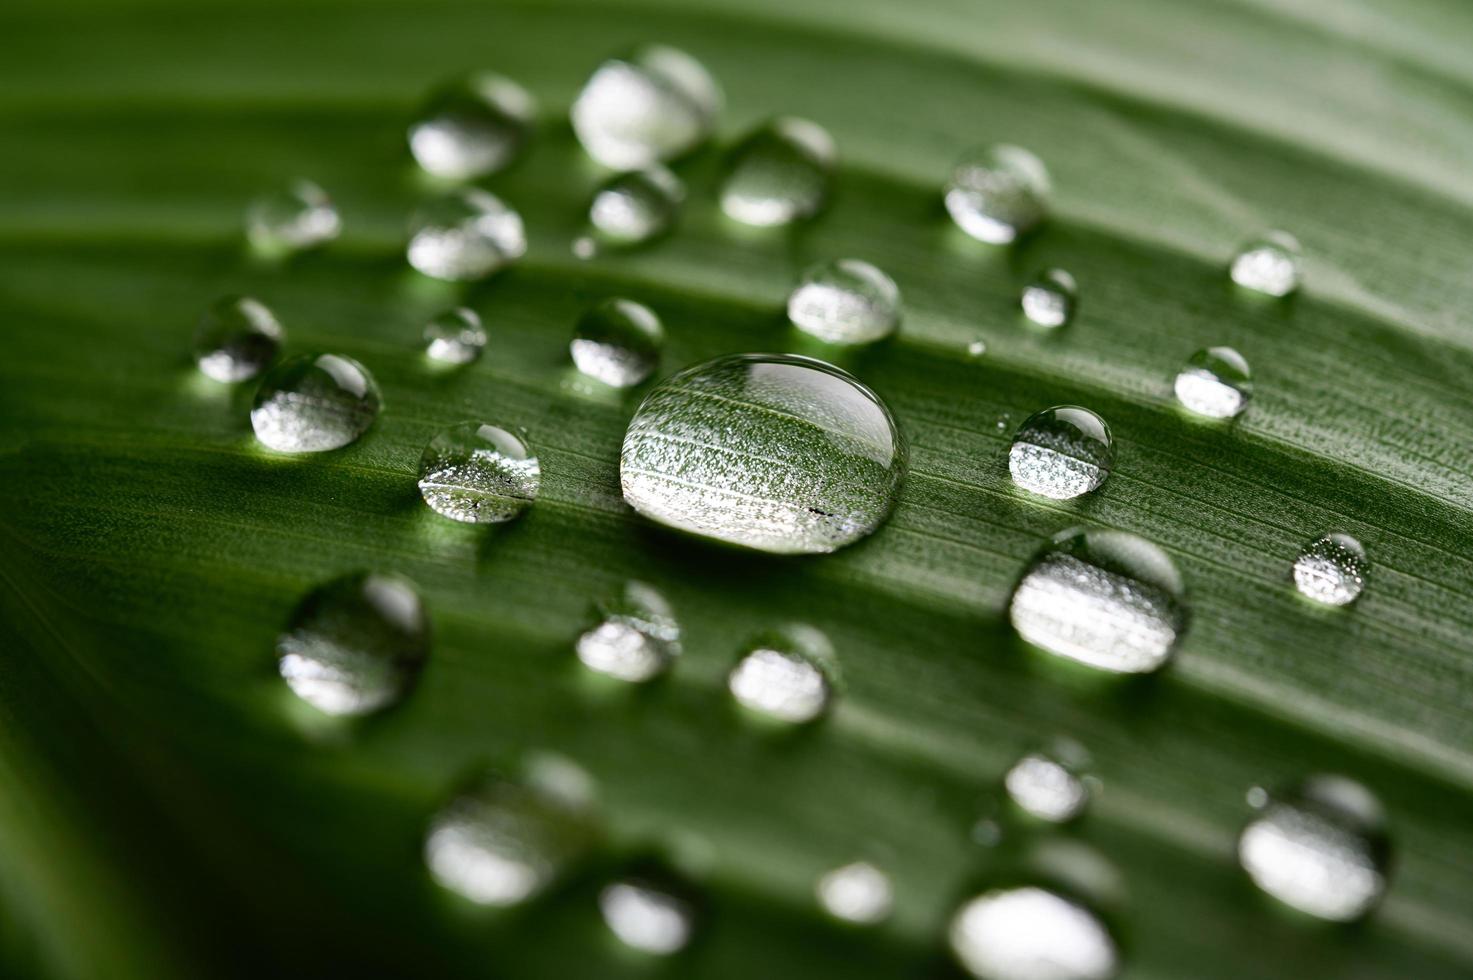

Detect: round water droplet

[409,72,536,180]
[1020,269,1077,328]
[1005,740,1092,823]
[417,422,540,524]
[276,572,428,716]
[1238,775,1389,922]
[1008,406,1113,500]
[728,625,834,723]
[599,878,696,954]
[1174,346,1251,419]
[576,581,681,682]
[787,258,900,345]
[408,188,526,281]
[968,337,989,358]
[423,307,487,365]
[1009,527,1188,674]
[950,886,1118,980]
[571,299,664,388]
[944,145,1050,245]
[571,45,721,170]
[589,165,685,245]
[816,861,892,925]
[620,354,906,554]
[251,353,381,453]
[192,295,283,382]
[246,179,341,255]
[1292,532,1367,606]
[1230,230,1302,297]
[720,117,836,227]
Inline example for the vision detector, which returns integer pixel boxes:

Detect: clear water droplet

[1005,740,1092,823]
[720,117,836,227]
[276,572,428,716]
[599,878,696,954]
[816,861,892,925]
[417,422,540,524]
[1010,527,1188,674]
[193,295,283,382]
[571,45,721,170]
[1174,346,1251,419]
[1008,406,1113,500]
[571,298,664,388]
[251,353,381,453]
[423,307,486,365]
[728,625,834,723]
[1292,532,1367,606]
[787,258,900,345]
[409,72,536,181]
[950,886,1119,980]
[589,165,685,245]
[1238,775,1389,922]
[576,581,681,682]
[944,145,1050,245]
[968,337,989,358]
[971,819,1004,848]
[1230,231,1301,297]
[620,353,906,554]
[1020,269,1077,328]
[408,188,526,281]
[246,179,341,255]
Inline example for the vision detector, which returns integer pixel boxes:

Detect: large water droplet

[276,572,428,716]
[571,45,721,170]
[944,145,1050,245]
[1005,740,1092,823]
[1008,406,1113,500]
[423,307,487,365]
[1174,346,1251,419]
[1292,532,1367,606]
[1020,269,1077,329]
[816,861,892,925]
[1230,231,1301,297]
[599,878,696,954]
[576,581,681,682]
[1009,527,1188,674]
[588,165,686,246]
[571,299,664,388]
[408,189,526,281]
[728,625,834,723]
[950,886,1119,980]
[409,72,536,181]
[251,353,381,453]
[620,354,906,554]
[719,117,836,227]
[193,295,283,382]
[246,179,341,255]
[1238,775,1389,921]
[787,258,900,345]
[417,422,540,524]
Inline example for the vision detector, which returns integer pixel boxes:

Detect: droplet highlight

[246,179,341,256]
[1230,231,1301,297]
[571,45,721,170]
[251,353,381,453]
[1292,533,1367,606]
[599,878,696,955]
[408,188,526,281]
[571,298,664,388]
[945,145,1050,245]
[576,581,681,682]
[720,117,836,227]
[1174,346,1252,419]
[417,422,540,524]
[409,72,536,181]
[1005,740,1092,823]
[193,295,283,382]
[816,861,892,925]
[950,886,1119,980]
[728,626,834,723]
[1020,269,1077,328]
[1008,406,1113,500]
[787,258,900,345]
[423,307,487,365]
[588,165,685,246]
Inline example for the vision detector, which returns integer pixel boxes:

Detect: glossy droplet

[728,625,834,723]
[816,861,892,925]
[408,189,526,281]
[1175,346,1252,419]
[1005,740,1092,823]
[945,145,1050,245]
[246,179,341,255]
[251,353,381,453]
[950,887,1119,980]
[1238,775,1389,921]
[589,165,685,245]
[571,45,721,170]
[1010,527,1188,674]
[193,295,283,382]
[1020,269,1077,328]
[1293,533,1367,606]
[571,298,664,388]
[1008,406,1113,500]
[787,258,900,345]
[576,581,681,682]
[423,307,487,365]
[276,572,428,716]
[417,422,540,524]
[720,117,836,227]
[409,72,536,181]
[599,879,695,954]
[620,354,906,554]
[968,337,988,357]
[1230,231,1301,297]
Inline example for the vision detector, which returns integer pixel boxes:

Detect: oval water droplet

[1292,532,1367,606]
[409,72,536,181]
[246,179,341,255]
[599,878,696,954]
[251,353,381,453]
[408,188,526,281]
[620,354,906,554]
[787,258,900,345]
[417,422,540,524]
[1020,269,1077,328]
[571,45,721,170]
[950,886,1119,980]
[423,307,487,365]
[576,581,681,682]
[816,861,893,925]
[720,117,836,227]
[1005,739,1093,823]
[276,572,428,716]
[1008,406,1113,500]
[193,295,284,382]
[944,145,1050,245]
[1230,231,1301,297]
[728,625,834,723]
[968,337,989,358]
[1009,527,1188,674]
[571,298,664,388]
[589,165,685,245]
[1174,346,1251,419]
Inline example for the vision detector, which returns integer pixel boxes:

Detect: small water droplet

[720,117,836,227]
[251,353,381,453]
[599,878,696,954]
[423,307,487,365]
[1230,231,1301,297]
[1020,269,1077,328]
[576,581,681,682]
[728,625,834,723]
[589,165,686,245]
[995,414,1010,432]
[1292,533,1367,606]
[968,337,989,358]
[246,179,341,255]
[417,422,540,523]
[1174,346,1251,419]
[276,572,428,716]
[572,236,597,260]
[950,886,1119,980]
[193,295,283,382]
[1247,786,1269,809]
[571,45,721,170]
[816,861,892,925]
[1010,527,1188,674]
[1005,740,1092,823]
[1238,775,1389,922]
[620,354,906,554]
[944,145,1050,245]
[971,819,1004,847]
[571,298,664,388]
[409,72,536,181]
[1008,406,1113,500]
[787,258,900,345]
[408,188,526,281]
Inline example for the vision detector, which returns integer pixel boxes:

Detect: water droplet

[620,354,906,554]
[246,179,341,255]
[1238,775,1389,922]
[571,299,664,388]
[787,258,900,345]
[1174,346,1251,419]
[971,819,1004,847]
[816,861,892,925]
[950,887,1118,980]
[1008,406,1113,500]
[192,295,283,382]
[1009,527,1188,674]
[944,145,1050,245]
[1230,231,1301,297]
[1005,740,1092,823]
[571,45,721,170]
[599,878,695,954]
[251,353,381,453]
[276,572,428,716]
[409,72,536,181]
[1292,532,1367,606]
[720,117,836,227]
[1020,269,1077,328]
[589,165,685,245]
[728,625,834,723]
[423,307,487,365]
[417,422,540,524]
[968,337,989,358]
[576,581,681,682]
[408,188,526,281]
